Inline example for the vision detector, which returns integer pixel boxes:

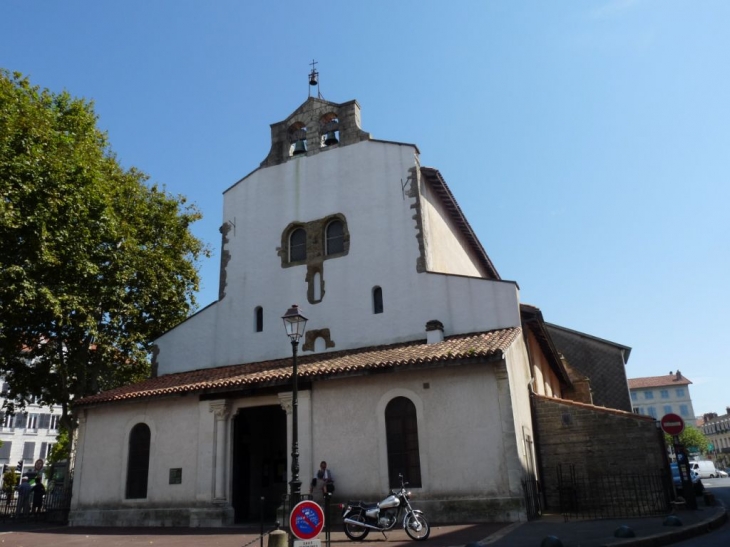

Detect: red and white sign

[290,500,324,540]
[660,413,685,436]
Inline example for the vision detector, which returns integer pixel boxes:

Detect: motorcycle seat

[347,500,379,510]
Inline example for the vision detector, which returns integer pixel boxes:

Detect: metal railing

[556,465,672,521]
[0,486,72,523]
[521,476,542,520]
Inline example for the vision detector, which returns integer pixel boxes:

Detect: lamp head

[282,305,308,343]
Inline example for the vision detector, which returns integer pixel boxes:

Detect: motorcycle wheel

[404,512,430,541]
[343,511,370,541]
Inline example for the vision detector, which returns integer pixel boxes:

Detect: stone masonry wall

[533,394,668,510]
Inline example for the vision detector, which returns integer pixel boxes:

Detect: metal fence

[557,465,672,521]
[521,476,542,520]
[0,486,72,523]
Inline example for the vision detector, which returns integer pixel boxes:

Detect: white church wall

[308,363,508,500]
[155,140,521,376]
[419,177,485,277]
[72,398,204,509]
[503,334,536,494]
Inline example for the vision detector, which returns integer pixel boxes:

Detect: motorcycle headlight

[406,491,412,499]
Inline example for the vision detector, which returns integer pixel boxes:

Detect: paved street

[0,522,508,547]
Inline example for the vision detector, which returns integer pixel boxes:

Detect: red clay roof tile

[75,327,520,408]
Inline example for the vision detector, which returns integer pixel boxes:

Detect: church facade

[70,95,573,526]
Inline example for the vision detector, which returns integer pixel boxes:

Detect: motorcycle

[340,474,430,541]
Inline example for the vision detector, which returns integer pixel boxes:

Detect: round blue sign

[290,500,324,540]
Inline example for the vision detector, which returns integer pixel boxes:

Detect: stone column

[209,400,230,501]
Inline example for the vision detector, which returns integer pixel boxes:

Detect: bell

[309,73,318,86]
[324,131,338,146]
[292,139,307,156]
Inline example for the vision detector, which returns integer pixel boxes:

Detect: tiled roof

[627,373,692,389]
[75,327,521,408]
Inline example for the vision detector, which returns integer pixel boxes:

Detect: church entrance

[232,405,288,523]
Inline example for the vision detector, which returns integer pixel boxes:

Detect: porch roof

[75,327,521,408]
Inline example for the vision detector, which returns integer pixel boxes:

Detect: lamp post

[282,304,308,512]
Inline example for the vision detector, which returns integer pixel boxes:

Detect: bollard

[267,529,288,547]
[614,525,635,538]
[663,515,683,527]
[540,536,564,547]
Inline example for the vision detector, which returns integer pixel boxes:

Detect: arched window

[373,286,383,314]
[126,423,151,499]
[385,397,422,488]
[325,220,344,255]
[289,228,307,262]
[255,306,263,332]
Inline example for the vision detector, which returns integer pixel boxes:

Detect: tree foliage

[665,425,710,454]
[0,69,209,442]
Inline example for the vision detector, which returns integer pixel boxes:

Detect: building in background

[0,378,61,476]
[699,409,730,470]
[627,370,695,421]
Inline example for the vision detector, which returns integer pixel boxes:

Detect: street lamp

[282,304,308,510]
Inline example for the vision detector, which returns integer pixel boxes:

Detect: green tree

[665,425,710,455]
[0,69,209,464]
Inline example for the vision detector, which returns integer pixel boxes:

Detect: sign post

[290,500,324,547]
[660,413,696,509]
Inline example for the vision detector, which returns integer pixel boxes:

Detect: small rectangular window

[373,287,383,314]
[647,407,657,418]
[643,391,654,400]
[255,307,263,332]
[27,413,38,430]
[663,405,672,414]
[660,390,669,399]
[50,415,60,430]
[679,405,689,417]
[676,388,686,397]
[630,392,637,401]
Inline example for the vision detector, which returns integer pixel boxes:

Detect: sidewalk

[481,506,728,547]
[0,507,725,547]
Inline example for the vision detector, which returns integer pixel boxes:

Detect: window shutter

[22,441,35,460]
[39,414,50,429]
[15,413,27,428]
[0,441,11,459]
[40,442,48,459]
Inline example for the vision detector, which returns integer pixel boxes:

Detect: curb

[603,507,728,547]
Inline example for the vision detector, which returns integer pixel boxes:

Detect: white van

[690,460,719,479]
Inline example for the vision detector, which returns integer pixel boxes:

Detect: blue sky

[2,1,728,418]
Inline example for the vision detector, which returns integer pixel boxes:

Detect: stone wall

[532,394,668,510]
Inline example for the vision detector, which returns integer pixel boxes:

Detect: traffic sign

[660,413,685,436]
[290,500,324,540]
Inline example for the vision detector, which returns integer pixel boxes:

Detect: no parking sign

[290,500,324,540]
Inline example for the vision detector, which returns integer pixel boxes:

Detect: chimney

[675,370,682,380]
[726,407,730,416]
[425,320,444,344]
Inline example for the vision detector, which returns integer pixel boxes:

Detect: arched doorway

[232,405,287,522]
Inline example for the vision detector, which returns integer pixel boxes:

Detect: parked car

[670,463,704,496]
[716,469,728,478]
[689,460,721,479]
